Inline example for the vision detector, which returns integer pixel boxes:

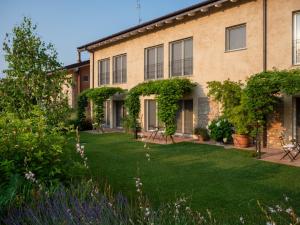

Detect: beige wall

[266,0,300,142]
[88,0,300,144]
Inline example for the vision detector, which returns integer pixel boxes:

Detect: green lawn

[78,132,300,222]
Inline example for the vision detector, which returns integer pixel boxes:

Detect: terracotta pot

[198,135,204,143]
[232,134,249,148]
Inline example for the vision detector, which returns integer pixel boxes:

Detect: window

[98,58,110,85]
[294,12,300,65]
[144,45,163,80]
[225,24,246,51]
[144,100,157,130]
[113,54,127,84]
[170,38,193,77]
[83,75,89,82]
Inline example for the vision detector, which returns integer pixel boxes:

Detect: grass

[77,132,300,222]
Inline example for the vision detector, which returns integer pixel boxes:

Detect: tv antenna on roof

[136,0,142,24]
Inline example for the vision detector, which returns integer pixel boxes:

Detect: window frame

[113,54,127,84]
[225,23,247,52]
[144,44,164,80]
[98,58,110,85]
[169,37,193,77]
[293,11,300,65]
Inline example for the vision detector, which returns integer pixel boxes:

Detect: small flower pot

[232,134,249,148]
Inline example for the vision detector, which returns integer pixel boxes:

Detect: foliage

[76,87,124,131]
[125,79,195,136]
[194,127,210,141]
[208,118,233,143]
[76,89,91,130]
[86,87,124,131]
[1,17,70,126]
[0,109,73,188]
[207,80,252,135]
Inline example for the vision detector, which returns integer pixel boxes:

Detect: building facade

[64,60,90,108]
[77,0,300,149]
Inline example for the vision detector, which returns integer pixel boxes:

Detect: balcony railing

[145,63,163,80]
[113,69,127,84]
[170,58,193,77]
[99,72,110,85]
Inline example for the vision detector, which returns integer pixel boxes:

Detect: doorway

[114,100,125,128]
[176,100,193,135]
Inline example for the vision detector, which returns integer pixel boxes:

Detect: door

[296,98,300,142]
[115,101,125,128]
[145,100,157,130]
[176,100,193,134]
[184,100,193,134]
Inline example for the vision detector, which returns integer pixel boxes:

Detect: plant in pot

[194,127,210,142]
[228,99,253,148]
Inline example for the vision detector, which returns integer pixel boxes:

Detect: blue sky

[0,0,204,76]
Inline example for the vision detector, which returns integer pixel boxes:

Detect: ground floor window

[144,100,157,131]
[176,100,193,134]
[114,100,126,128]
[103,100,110,128]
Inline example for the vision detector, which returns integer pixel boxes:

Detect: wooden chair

[279,136,296,161]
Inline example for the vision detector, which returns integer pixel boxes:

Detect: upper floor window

[98,58,110,85]
[83,75,89,82]
[170,38,193,77]
[294,12,300,65]
[113,54,127,84]
[144,45,163,80]
[225,24,246,51]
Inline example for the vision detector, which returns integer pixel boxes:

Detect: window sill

[112,82,127,85]
[169,74,193,78]
[225,48,247,53]
[144,77,164,81]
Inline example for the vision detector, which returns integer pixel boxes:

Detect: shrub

[208,118,233,143]
[0,109,73,187]
[194,127,210,141]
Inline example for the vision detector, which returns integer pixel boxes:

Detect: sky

[0,0,204,77]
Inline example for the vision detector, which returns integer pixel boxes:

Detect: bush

[0,109,74,187]
[208,118,233,143]
[194,127,210,141]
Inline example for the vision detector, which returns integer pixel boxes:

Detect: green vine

[125,78,195,137]
[77,89,90,130]
[77,87,124,131]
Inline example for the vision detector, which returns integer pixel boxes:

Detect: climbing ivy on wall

[125,78,195,137]
[77,87,124,131]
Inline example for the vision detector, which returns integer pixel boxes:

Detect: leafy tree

[1,17,70,125]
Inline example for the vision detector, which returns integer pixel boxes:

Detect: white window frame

[293,12,300,65]
[98,58,110,85]
[144,45,163,80]
[225,23,247,52]
[169,37,193,77]
[113,54,127,84]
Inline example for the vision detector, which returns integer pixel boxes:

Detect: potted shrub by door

[230,106,251,148]
[194,127,209,143]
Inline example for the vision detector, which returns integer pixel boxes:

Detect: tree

[1,17,70,125]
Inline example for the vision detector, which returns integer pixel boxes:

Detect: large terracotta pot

[232,134,249,148]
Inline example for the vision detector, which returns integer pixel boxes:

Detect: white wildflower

[240,216,245,224]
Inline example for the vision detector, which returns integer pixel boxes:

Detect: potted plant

[194,127,210,142]
[229,104,252,148]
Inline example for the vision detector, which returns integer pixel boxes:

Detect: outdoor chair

[279,136,296,161]
[290,139,300,161]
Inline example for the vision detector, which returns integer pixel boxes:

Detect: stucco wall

[87,0,300,147]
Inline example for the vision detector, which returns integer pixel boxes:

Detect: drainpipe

[263,0,267,72]
[256,0,268,158]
